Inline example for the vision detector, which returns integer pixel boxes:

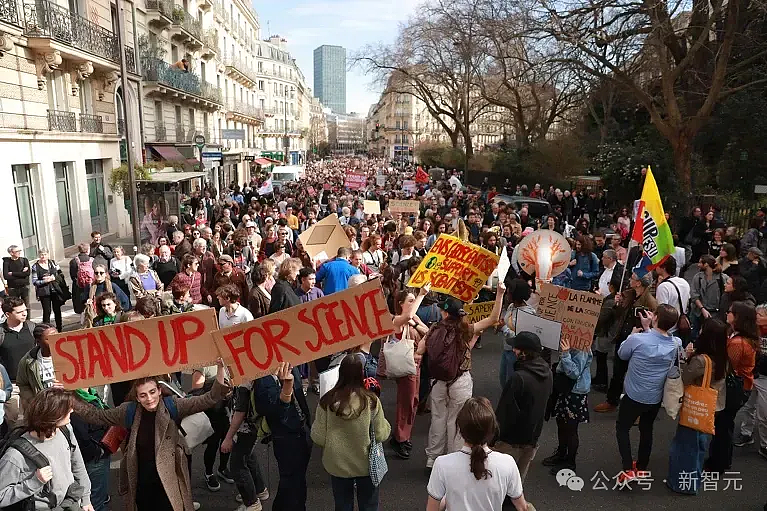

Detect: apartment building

[0,0,143,260]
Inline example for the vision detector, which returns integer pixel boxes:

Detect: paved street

[99,330,766,511]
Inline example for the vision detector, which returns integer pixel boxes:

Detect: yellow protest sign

[407,234,500,302]
[463,302,495,323]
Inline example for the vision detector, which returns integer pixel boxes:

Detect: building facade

[0,0,143,261]
[313,44,345,114]
[327,111,364,154]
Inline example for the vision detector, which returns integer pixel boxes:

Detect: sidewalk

[28,233,137,331]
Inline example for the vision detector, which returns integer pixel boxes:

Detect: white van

[270,165,304,190]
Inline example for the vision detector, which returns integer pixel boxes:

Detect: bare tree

[533,0,767,195]
[353,0,490,162]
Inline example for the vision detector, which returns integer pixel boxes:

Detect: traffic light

[375,123,380,132]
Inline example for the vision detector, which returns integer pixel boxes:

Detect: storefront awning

[149,145,187,161]
[254,158,274,165]
[137,171,207,183]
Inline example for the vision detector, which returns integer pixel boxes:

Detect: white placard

[515,310,562,351]
[497,246,510,283]
[319,365,340,398]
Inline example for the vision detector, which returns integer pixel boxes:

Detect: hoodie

[311,392,391,478]
[495,356,552,446]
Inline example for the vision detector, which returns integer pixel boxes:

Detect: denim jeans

[667,425,711,494]
[330,476,379,511]
[230,432,266,506]
[86,456,111,511]
[499,350,517,389]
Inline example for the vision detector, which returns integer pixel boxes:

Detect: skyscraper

[314,45,346,114]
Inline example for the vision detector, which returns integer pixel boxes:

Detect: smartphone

[634,307,650,318]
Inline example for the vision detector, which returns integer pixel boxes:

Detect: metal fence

[0,0,19,25]
[47,110,77,131]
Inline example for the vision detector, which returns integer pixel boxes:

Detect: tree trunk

[449,131,459,148]
[671,133,693,198]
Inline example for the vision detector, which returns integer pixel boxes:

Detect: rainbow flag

[630,166,675,269]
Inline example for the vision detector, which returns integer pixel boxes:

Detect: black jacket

[495,356,552,446]
[2,256,30,290]
[268,279,300,315]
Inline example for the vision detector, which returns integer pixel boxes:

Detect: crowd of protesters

[0,156,765,511]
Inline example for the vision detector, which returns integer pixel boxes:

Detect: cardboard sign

[388,200,420,215]
[463,302,495,324]
[376,175,386,187]
[298,213,351,259]
[344,173,367,190]
[364,200,381,215]
[515,310,563,351]
[403,180,416,193]
[536,283,603,350]
[408,234,500,302]
[51,309,219,389]
[307,186,316,197]
[212,280,395,384]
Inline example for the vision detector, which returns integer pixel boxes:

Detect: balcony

[47,110,76,131]
[22,0,136,73]
[155,123,167,141]
[142,57,223,110]
[226,100,264,124]
[212,2,230,26]
[200,29,218,59]
[263,107,279,117]
[169,7,202,49]
[198,0,213,11]
[145,0,173,28]
[222,53,257,87]
[79,113,103,133]
[1,0,20,26]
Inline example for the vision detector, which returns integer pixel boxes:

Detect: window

[171,44,179,63]
[203,112,208,132]
[258,80,264,91]
[188,109,195,129]
[12,165,37,240]
[258,61,263,72]
[403,120,408,130]
[154,101,163,125]
[274,83,277,94]
[260,98,265,110]
[395,120,400,129]
[175,106,182,126]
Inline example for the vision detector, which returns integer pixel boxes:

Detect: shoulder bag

[668,280,691,342]
[368,407,388,486]
[662,344,684,419]
[383,324,417,379]
[678,354,717,434]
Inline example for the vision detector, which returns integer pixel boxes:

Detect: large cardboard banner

[344,173,367,190]
[213,280,395,384]
[463,302,495,324]
[298,213,351,259]
[408,234,500,302]
[536,283,603,350]
[388,200,420,215]
[51,309,219,389]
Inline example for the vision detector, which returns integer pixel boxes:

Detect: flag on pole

[415,166,430,184]
[258,179,273,196]
[630,166,674,269]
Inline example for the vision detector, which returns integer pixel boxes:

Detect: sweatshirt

[311,393,391,478]
[496,356,553,446]
[0,424,92,509]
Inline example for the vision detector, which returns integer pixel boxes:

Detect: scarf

[74,388,108,409]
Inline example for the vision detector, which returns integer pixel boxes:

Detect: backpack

[248,381,272,444]
[0,426,75,511]
[426,321,466,382]
[125,396,180,430]
[76,258,95,289]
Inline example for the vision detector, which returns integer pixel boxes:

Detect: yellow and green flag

[630,166,675,269]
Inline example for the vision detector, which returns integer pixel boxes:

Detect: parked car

[492,194,553,220]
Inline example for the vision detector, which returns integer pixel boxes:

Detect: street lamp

[453,38,471,184]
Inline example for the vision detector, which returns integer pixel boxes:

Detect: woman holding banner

[71,360,231,511]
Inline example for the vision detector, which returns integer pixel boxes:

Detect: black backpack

[0,426,75,511]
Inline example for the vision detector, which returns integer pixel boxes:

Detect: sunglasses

[94,271,106,275]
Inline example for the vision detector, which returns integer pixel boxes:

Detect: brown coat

[212,269,249,308]
[73,381,227,511]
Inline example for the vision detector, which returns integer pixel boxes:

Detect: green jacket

[16,345,44,407]
[311,393,391,478]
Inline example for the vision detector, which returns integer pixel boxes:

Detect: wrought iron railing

[47,110,76,132]
[228,100,264,121]
[202,29,219,54]
[155,123,167,141]
[0,0,20,26]
[125,46,137,74]
[146,0,173,19]
[117,118,125,136]
[200,80,223,104]
[142,56,200,93]
[172,7,202,41]
[79,113,103,133]
[222,53,258,83]
[23,0,119,63]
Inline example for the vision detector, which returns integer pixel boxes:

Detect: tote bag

[678,355,718,435]
[368,414,388,486]
[383,338,416,378]
[662,346,684,420]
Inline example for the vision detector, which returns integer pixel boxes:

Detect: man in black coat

[494,332,553,483]
[2,245,31,307]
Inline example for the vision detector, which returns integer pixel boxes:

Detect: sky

[252,0,422,115]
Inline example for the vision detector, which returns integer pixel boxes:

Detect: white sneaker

[235,502,262,511]
[257,489,270,501]
[193,503,201,511]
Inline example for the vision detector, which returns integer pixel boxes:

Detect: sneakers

[733,435,754,447]
[235,503,262,511]
[218,468,235,484]
[403,440,413,451]
[594,402,618,413]
[257,489,270,501]
[617,470,638,487]
[390,438,411,459]
[193,503,201,511]
[205,473,221,492]
[549,461,575,475]
[474,339,483,349]
[541,450,567,467]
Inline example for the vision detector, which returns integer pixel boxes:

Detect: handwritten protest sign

[388,200,420,215]
[213,280,394,384]
[307,186,316,197]
[298,213,351,259]
[536,282,603,350]
[408,234,500,302]
[463,302,494,323]
[344,173,367,190]
[376,175,386,187]
[364,200,381,215]
[51,309,219,389]
[403,180,416,193]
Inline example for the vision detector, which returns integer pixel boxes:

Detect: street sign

[243,155,255,161]
[221,129,245,140]
[194,134,206,148]
[202,151,223,158]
